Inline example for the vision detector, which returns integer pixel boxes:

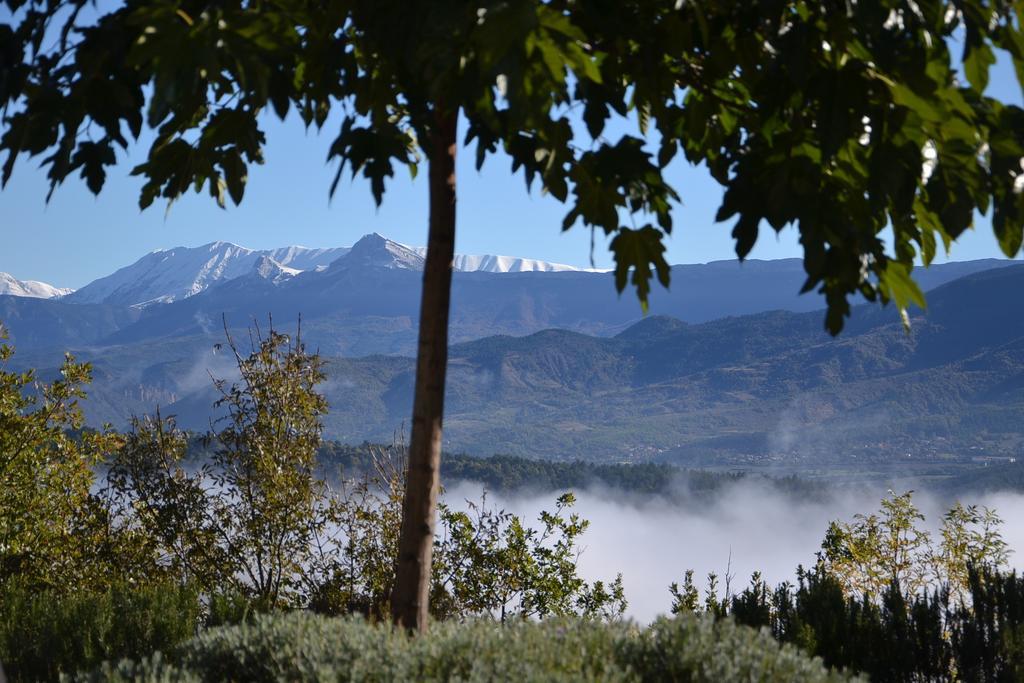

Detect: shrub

[71,611,858,682]
[0,580,202,682]
[0,327,133,591]
[621,615,858,682]
[63,653,199,683]
[670,491,1024,681]
[106,334,623,623]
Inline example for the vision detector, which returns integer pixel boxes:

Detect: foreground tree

[3,0,1024,629]
[316,444,626,621]
[0,325,132,589]
[106,326,335,605]
[820,490,1009,601]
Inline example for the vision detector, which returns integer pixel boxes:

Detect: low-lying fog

[443,480,1024,623]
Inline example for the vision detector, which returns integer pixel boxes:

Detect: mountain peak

[0,272,73,299]
[202,240,247,252]
[252,255,300,283]
[337,233,426,271]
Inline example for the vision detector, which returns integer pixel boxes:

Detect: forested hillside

[8,264,1024,466]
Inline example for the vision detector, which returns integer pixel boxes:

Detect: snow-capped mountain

[335,233,427,271]
[452,253,581,273]
[66,242,350,307]
[0,272,73,299]
[339,234,583,273]
[61,233,587,308]
[252,255,301,283]
[408,248,581,273]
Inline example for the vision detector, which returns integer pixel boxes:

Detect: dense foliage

[699,565,1024,683]
[820,491,1008,600]
[0,580,202,683]
[4,1,1024,328]
[311,445,626,622]
[104,328,336,607]
[70,611,857,683]
[98,328,625,621]
[673,491,1022,682]
[0,325,145,590]
[4,329,1024,680]
[0,326,625,678]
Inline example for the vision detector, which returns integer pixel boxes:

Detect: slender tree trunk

[390,107,458,631]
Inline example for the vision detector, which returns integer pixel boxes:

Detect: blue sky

[1,45,1021,289]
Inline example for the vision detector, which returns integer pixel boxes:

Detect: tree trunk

[390,108,458,632]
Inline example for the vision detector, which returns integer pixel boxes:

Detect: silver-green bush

[620,615,860,682]
[71,612,860,682]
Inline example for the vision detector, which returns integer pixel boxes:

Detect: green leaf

[222,152,247,206]
[994,210,1024,257]
[213,175,227,209]
[609,226,670,311]
[1002,24,1024,98]
[887,82,943,123]
[878,260,926,312]
[732,214,759,260]
[535,40,566,85]
[72,141,116,195]
[964,33,995,94]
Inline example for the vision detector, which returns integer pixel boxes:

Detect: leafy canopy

[820,490,1010,600]
[0,325,134,590]
[3,1,1024,330]
[105,326,333,606]
[101,325,624,620]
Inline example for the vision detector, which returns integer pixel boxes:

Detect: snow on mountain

[453,253,580,273]
[0,272,73,299]
[62,233,586,308]
[252,255,301,283]
[263,245,352,271]
[405,246,581,273]
[333,233,427,271]
[67,242,349,307]
[335,234,583,273]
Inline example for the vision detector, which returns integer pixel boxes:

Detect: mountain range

[1,234,1022,469]
[61,233,587,309]
[0,233,1015,356]
[0,272,73,299]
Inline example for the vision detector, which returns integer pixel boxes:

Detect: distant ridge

[60,234,591,308]
[26,232,1020,311]
[6,262,1024,465]
[0,272,72,299]
[65,241,349,307]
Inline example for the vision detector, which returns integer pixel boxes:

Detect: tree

[934,502,1009,603]
[314,443,627,621]
[105,329,625,622]
[819,490,1009,600]
[820,490,935,596]
[3,0,1024,630]
[106,325,337,606]
[0,324,127,590]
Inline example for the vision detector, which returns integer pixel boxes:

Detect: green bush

[72,611,859,682]
[0,581,202,682]
[62,653,199,683]
[622,615,859,681]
